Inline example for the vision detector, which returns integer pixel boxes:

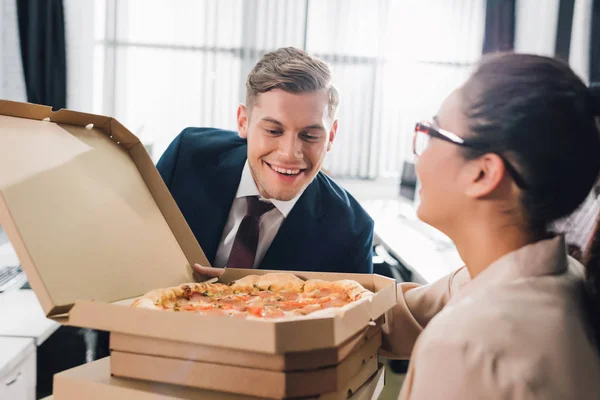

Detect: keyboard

[0,265,27,293]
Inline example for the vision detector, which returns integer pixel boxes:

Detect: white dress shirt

[214,161,303,268]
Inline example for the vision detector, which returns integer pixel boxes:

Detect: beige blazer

[381,236,600,399]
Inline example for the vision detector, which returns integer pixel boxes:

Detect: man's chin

[261,183,305,202]
[264,190,300,202]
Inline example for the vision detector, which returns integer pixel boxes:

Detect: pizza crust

[303,279,371,301]
[229,272,306,292]
[131,282,233,307]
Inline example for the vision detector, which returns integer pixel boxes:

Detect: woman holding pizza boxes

[380,53,600,399]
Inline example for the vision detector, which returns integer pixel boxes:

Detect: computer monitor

[399,161,417,201]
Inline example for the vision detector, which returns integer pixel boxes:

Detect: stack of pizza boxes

[0,101,398,399]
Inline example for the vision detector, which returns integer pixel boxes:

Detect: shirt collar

[449,235,577,306]
[235,160,303,218]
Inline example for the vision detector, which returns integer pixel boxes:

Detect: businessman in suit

[157,47,374,276]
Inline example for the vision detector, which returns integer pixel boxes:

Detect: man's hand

[193,263,225,282]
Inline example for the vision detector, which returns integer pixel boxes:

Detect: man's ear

[327,120,338,151]
[237,104,249,138]
[465,153,507,198]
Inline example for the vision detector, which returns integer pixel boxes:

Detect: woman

[382,53,600,399]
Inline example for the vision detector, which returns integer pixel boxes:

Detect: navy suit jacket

[157,128,374,274]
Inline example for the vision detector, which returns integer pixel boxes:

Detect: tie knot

[246,196,275,218]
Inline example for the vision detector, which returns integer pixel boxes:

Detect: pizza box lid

[0,100,208,316]
[0,100,397,353]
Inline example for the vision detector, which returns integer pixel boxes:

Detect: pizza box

[109,317,383,372]
[66,270,395,354]
[109,331,381,398]
[0,100,397,354]
[53,357,385,400]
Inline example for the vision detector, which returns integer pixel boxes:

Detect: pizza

[131,272,373,320]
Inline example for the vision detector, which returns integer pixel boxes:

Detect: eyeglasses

[413,121,529,189]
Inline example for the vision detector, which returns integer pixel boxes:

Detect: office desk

[0,336,36,399]
[0,240,59,344]
[363,199,464,284]
[0,289,109,398]
[0,290,60,346]
[0,239,61,399]
[0,245,60,398]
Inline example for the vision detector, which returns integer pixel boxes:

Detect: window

[92,0,485,178]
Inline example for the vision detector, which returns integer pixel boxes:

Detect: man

[157,47,374,276]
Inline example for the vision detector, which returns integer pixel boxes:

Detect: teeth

[270,165,300,175]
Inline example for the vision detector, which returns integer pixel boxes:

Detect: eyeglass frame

[413,121,529,189]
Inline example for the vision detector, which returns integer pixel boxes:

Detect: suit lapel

[200,145,246,263]
[260,179,324,269]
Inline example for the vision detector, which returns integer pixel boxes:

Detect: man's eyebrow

[302,124,326,130]
[260,118,325,131]
[260,117,284,126]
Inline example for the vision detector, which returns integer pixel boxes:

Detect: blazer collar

[208,145,247,196]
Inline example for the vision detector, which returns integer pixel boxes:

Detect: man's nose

[278,134,303,159]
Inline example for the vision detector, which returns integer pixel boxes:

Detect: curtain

[590,0,600,82]
[16,0,67,109]
[554,0,575,61]
[63,0,95,112]
[569,0,593,83]
[305,0,485,178]
[514,0,559,56]
[0,0,27,102]
[80,0,486,179]
[482,0,516,53]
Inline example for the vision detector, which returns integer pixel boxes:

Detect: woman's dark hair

[460,53,600,345]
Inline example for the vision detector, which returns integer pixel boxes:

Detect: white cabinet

[0,337,36,400]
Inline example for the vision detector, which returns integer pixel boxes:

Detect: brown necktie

[226,196,275,269]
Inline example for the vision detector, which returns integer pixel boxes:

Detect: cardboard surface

[110,333,380,398]
[0,100,397,355]
[0,101,208,316]
[110,318,383,372]
[338,365,385,400]
[53,357,385,400]
[67,271,395,354]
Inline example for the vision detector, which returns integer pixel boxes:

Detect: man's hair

[246,47,339,119]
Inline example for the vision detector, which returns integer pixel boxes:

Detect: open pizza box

[52,357,386,400]
[0,100,397,357]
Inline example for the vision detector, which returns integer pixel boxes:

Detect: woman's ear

[465,153,507,198]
